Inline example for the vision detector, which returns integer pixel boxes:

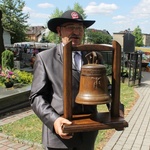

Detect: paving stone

[103,72,150,150]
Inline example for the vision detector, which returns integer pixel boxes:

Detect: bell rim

[75,95,112,105]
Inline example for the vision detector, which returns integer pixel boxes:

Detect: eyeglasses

[61,25,84,32]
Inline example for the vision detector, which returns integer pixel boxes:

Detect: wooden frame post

[63,41,72,120]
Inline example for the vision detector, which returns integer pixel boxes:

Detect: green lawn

[0,114,42,144]
[0,82,136,149]
[95,82,136,149]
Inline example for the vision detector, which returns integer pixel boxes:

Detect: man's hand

[54,117,73,139]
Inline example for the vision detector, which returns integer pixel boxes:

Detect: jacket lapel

[55,44,63,64]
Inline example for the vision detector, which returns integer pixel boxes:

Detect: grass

[0,82,137,149]
[95,82,137,150]
[0,114,42,144]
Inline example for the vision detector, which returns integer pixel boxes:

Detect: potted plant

[0,68,18,88]
[1,49,14,69]
[0,67,33,88]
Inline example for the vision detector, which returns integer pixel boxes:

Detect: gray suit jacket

[29,44,97,149]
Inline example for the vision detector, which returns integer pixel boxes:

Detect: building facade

[26,26,45,42]
[3,30,11,46]
[143,34,150,46]
[113,31,150,48]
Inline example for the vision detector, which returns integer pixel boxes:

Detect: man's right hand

[54,117,73,139]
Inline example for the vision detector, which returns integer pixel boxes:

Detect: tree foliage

[50,8,63,19]
[46,31,60,43]
[132,26,144,47]
[86,29,112,44]
[0,0,29,43]
[45,8,63,43]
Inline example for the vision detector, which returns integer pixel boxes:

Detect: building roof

[26,26,45,36]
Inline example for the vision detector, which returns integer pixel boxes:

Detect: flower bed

[0,68,33,88]
[0,67,33,115]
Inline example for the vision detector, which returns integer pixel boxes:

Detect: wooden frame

[62,40,128,133]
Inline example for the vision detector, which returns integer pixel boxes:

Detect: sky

[23,0,150,35]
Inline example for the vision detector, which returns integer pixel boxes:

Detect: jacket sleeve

[29,53,60,132]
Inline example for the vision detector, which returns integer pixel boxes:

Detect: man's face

[57,22,84,47]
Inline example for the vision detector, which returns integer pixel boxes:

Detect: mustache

[69,35,80,39]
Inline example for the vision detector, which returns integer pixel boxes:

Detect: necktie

[74,52,82,71]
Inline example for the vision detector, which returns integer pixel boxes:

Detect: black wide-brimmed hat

[47,10,95,33]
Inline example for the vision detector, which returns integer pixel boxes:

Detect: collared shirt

[61,43,83,71]
[73,51,82,71]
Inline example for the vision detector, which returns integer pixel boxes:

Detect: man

[29,10,98,150]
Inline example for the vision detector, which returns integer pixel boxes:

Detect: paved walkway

[0,108,43,150]
[0,71,149,150]
[103,71,150,150]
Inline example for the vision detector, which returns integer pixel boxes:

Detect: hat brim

[48,18,95,33]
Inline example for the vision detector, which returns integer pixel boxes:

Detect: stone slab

[0,85,31,115]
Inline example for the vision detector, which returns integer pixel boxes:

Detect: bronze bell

[75,52,111,105]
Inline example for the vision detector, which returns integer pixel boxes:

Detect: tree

[50,7,63,18]
[0,9,5,64]
[0,0,29,43]
[86,29,112,44]
[46,3,86,43]
[45,8,63,43]
[132,26,143,47]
